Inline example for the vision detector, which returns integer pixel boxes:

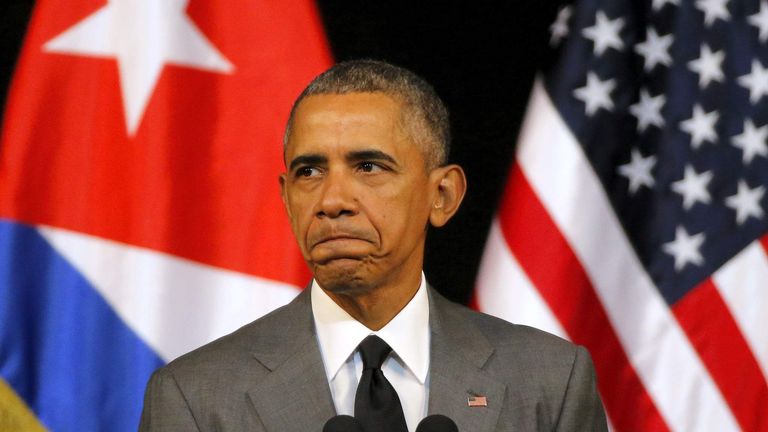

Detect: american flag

[476,0,768,431]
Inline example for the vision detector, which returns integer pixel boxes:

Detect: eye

[359,162,383,173]
[297,166,319,177]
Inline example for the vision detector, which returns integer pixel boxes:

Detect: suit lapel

[243,286,508,430]
[427,289,506,432]
[246,290,336,431]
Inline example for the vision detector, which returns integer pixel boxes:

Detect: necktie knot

[358,335,392,369]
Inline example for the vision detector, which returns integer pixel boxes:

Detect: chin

[313,260,375,295]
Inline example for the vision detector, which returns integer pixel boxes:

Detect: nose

[315,169,357,219]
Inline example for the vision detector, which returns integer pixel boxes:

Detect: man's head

[279,60,466,301]
[284,59,450,170]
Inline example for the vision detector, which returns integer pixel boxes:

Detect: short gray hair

[284,59,450,169]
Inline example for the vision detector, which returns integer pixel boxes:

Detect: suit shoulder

[475,309,574,354]
[430,290,606,429]
[435,292,579,361]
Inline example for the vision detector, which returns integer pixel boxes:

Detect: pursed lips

[309,234,374,264]
[312,234,369,248]
[309,224,375,249]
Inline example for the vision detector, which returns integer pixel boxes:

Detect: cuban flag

[0,1,332,430]
[477,0,768,431]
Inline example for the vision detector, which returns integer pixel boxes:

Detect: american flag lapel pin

[467,395,487,407]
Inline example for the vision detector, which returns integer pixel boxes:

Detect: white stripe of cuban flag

[38,225,301,362]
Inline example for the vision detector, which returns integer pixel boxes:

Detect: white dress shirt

[311,274,431,432]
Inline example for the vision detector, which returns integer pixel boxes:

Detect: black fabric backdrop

[0,1,563,304]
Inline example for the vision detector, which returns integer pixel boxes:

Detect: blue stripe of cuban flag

[0,220,164,431]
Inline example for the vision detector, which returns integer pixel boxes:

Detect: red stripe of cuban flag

[0,0,331,429]
[476,3,768,432]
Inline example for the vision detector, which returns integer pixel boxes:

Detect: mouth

[309,225,374,248]
[309,233,373,264]
[314,235,367,247]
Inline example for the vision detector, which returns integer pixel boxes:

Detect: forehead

[286,93,421,158]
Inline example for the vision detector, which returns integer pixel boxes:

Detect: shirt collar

[311,273,430,384]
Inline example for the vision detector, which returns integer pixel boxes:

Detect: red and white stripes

[477,79,767,431]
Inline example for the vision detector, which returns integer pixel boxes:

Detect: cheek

[286,196,313,239]
[371,190,430,241]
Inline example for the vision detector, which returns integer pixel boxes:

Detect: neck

[324,271,422,330]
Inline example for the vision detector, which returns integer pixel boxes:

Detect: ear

[278,173,292,218]
[428,164,467,227]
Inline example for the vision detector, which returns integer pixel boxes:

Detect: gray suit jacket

[139,288,607,431]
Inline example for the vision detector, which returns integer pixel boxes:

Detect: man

[139,60,608,431]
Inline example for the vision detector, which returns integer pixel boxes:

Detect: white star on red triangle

[44,0,234,136]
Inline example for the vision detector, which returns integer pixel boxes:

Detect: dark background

[0,1,562,304]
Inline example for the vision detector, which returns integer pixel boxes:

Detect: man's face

[280,92,437,294]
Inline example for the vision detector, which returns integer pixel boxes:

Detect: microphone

[416,414,459,432]
[322,415,364,432]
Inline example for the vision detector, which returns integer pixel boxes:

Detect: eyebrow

[288,154,327,171]
[288,149,399,172]
[346,150,398,166]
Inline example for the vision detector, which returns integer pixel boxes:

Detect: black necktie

[354,335,408,432]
